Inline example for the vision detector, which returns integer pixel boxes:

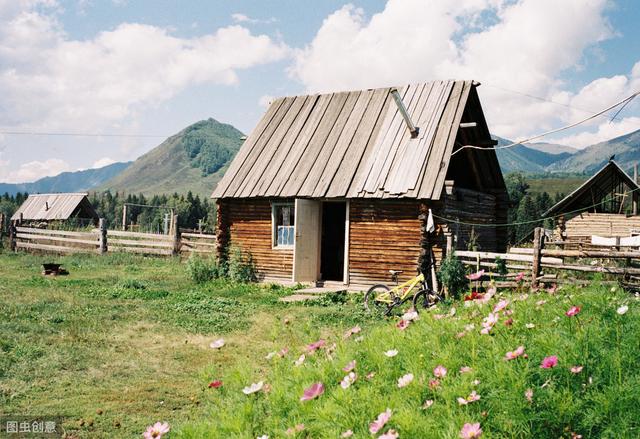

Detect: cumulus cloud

[2,158,70,183]
[92,157,117,168]
[290,0,640,146]
[0,4,289,133]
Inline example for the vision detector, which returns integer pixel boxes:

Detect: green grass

[525,176,587,197]
[177,284,640,438]
[0,250,376,438]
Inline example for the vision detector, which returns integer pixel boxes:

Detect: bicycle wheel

[412,288,443,312]
[364,284,392,316]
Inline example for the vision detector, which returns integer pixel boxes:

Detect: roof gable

[545,161,640,216]
[212,80,494,200]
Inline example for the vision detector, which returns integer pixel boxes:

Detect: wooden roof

[212,80,495,200]
[545,161,640,216]
[11,193,99,221]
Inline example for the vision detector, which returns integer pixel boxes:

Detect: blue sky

[0,0,639,183]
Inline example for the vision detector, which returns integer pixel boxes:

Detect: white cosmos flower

[294,354,306,366]
[384,349,398,357]
[242,381,264,395]
[397,373,414,388]
[209,338,225,349]
[617,305,629,315]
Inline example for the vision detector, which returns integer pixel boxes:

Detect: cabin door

[292,199,321,283]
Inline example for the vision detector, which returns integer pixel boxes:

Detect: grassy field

[525,175,587,197]
[0,250,375,438]
[2,249,640,438]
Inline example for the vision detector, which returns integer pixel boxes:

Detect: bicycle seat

[389,270,404,276]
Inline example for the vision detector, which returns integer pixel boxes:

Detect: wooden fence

[456,226,640,288]
[8,217,216,257]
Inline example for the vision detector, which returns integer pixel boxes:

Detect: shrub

[227,246,257,283]
[186,253,220,284]
[438,254,467,298]
[495,256,508,276]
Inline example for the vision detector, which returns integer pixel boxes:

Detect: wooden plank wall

[564,212,640,248]
[348,200,422,285]
[438,187,497,252]
[226,199,293,281]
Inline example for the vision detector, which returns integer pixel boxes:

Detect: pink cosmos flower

[433,314,446,320]
[343,325,361,338]
[504,318,514,326]
[565,306,581,317]
[340,372,357,389]
[546,284,558,294]
[458,390,481,405]
[525,388,533,402]
[143,422,170,439]
[466,270,485,280]
[397,373,414,388]
[379,430,399,439]
[540,355,558,369]
[285,424,305,435]
[343,360,356,372]
[504,346,525,361]
[306,339,326,353]
[341,430,354,438]
[396,319,410,330]
[514,272,525,282]
[536,300,546,306]
[493,300,509,313]
[242,381,264,395]
[504,309,514,316]
[429,379,441,389]
[366,371,376,380]
[460,422,482,438]
[433,365,447,378]
[300,382,325,401]
[570,365,583,374]
[460,366,473,374]
[369,409,392,435]
[278,347,289,357]
[422,399,434,409]
[208,380,223,389]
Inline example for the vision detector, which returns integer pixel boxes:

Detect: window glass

[274,204,295,247]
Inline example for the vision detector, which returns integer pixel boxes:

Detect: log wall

[348,199,422,285]
[563,212,640,248]
[225,198,293,281]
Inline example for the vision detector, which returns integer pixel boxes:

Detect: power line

[452,90,640,157]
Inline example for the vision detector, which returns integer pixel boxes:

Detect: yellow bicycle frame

[374,273,425,304]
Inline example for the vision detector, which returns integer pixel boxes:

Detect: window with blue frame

[273,203,295,247]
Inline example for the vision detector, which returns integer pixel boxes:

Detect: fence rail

[8,218,217,258]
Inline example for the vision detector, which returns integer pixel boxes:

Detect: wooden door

[293,199,321,282]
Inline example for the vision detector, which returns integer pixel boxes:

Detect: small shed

[212,80,508,286]
[11,193,99,226]
[545,160,640,247]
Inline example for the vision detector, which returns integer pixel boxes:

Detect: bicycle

[364,269,443,317]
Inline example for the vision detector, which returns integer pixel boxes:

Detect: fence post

[531,227,544,288]
[122,204,128,231]
[9,220,17,252]
[98,218,107,254]
[0,212,4,241]
[172,214,180,256]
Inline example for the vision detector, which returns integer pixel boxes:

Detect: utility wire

[432,184,640,228]
[452,90,640,157]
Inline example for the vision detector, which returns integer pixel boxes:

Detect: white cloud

[290,0,639,145]
[258,94,275,108]
[553,117,640,148]
[0,4,289,133]
[92,157,116,168]
[231,13,276,24]
[2,158,70,183]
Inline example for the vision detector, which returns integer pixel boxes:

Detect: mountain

[100,118,244,197]
[0,161,131,196]
[525,142,577,155]
[546,128,640,174]
[493,136,573,173]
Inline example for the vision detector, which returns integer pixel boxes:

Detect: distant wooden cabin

[546,160,640,247]
[11,193,99,227]
[212,80,508,286]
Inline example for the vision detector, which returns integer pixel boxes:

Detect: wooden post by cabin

[634,164,639,216]
[122,204,128,231]
[171,214,180,256]
[445,231,454,258]
[215,199,229,263]
[9,220,17,252]
[98,218,107,254]
[0,212,4,241]
[531,227,544,288]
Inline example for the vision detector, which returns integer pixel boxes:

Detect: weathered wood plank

[16,241,95,254]
[16,233,98,246]
[106,230,172,240]
[107,238,173,248]
[16,227,96,239]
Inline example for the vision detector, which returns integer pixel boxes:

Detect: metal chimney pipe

[390,88,419,138]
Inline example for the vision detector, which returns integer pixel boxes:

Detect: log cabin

[212,80,509,287]
[11,193,99,227]
[545,160,640,248]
